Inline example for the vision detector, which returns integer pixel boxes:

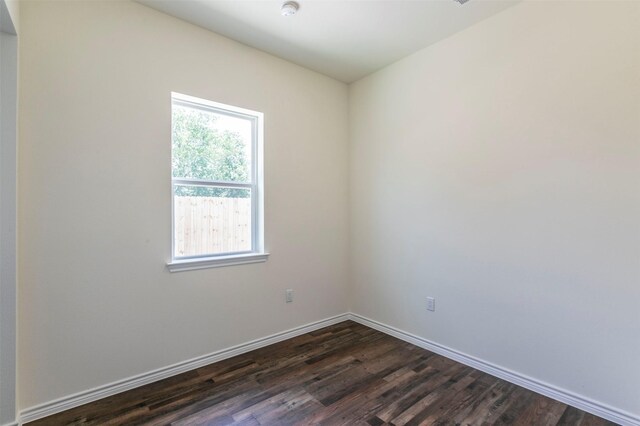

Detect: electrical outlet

[426,297,435,312]
[285,289,294,303]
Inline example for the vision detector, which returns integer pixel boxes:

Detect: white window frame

[167,92,267,272]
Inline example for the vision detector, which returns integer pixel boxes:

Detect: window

[167,93,267,272]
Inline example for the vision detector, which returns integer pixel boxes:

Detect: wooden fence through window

[174,196,251,257]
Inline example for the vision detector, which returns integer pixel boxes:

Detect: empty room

[0,0,638,425]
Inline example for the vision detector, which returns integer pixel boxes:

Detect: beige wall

[349,0,639,418]
[18,0,349,408]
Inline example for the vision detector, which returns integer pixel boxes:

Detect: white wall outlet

[426,297,435,312]
[285,289,294,303]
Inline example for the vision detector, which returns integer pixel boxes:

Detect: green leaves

[172,106,250,198]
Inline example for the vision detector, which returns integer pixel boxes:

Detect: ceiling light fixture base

[281,1,299,17]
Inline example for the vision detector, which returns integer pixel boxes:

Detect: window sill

[167,252,269,272]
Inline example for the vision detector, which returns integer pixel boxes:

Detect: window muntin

[171,93,263,261]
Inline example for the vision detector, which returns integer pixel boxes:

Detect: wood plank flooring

[27,321,617,426]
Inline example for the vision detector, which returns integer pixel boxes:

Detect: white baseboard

[18,312,639,426]
[1,421,18,426]
[18,313,349,424]
[347,313,639,426]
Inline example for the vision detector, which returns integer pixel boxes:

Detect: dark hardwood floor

[28,321,616,426]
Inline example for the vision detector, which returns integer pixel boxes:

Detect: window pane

[172,104,252,182]
[174,185,252,258]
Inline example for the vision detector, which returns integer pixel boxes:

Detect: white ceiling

[137,0,519,83]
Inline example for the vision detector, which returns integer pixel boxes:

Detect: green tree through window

[172,106,250,197]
